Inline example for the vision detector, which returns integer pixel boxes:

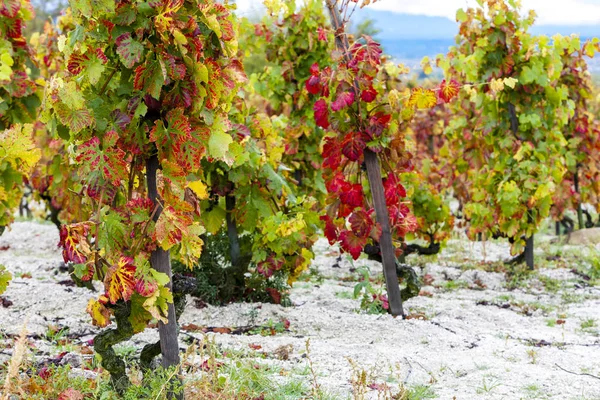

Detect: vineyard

[0,0,599,399]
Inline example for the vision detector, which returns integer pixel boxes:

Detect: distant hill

[354,9,600,40]
[353,10,600,71]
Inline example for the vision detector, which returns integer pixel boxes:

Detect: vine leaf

[86,295,111,328]
[59,223,91,264]
[134,60,166,100]
[104,256,137,304]
[0,266,12,295]
[0,0,21,18]
[438,79,459,103]
[339,230,367,260]
[341,132,367,161]
[56,104,94,134]
[408,88,437,109]
[207,114,233,162]
[314,99,330,129]
[331,91,354,112]
[143,286,173,324]
[75,135,129,186]
[115,32,143,69]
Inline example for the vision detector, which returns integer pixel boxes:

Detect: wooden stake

[325,0,404,316]
[146,155,182,399]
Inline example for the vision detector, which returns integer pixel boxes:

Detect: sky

[234,0,600,26]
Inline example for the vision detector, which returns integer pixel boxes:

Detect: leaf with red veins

[438,79,460,103]
[4,17,22,38]
[134,276,158,297]
[149,108,203,171]
[388,205,418,237]
[134,60,166,100]
[127,197,154,223]
[366,112,391,138]
[331,91,355,112]
[115,32,144,69]
[56,104,94,134]
[59,223,91,264]
[360,86,377,103]
[383,173,407,206]
[104,256,137,304]
[314,99,330,129]
[164,78,197,109]
[67,53,90,75]
[320,215,339,245]
[339,230,367,260]
[341,132,367,162]
[0,0,21,18]
[155,205,193,250]
[75,135,129,186]
[95,48,108,63]
[257,255,284,278]
[7,71,35,98]
[396,213,419,237]
[322,136,342,171]
[349,209,374,237]
[339,183,364,208]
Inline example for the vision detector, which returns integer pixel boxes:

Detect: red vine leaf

[314,99,330,129]
[341,132,367,162]
[360,85,377,103]
[366,112,391,138]
[0,0,21,18]
[438,79,459,103]
[339,230,367,260]
[320,215,338,245]
[322,136,342,170]
[339,183,364,208]
[349,209,373,237]
[331,91,355,112]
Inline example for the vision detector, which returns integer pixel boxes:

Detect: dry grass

[1,320,29,400]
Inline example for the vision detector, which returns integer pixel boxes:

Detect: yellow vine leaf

[86,296,111,328]
[408,88,437,109]
[104,257,137,304]
[187,180,209,200]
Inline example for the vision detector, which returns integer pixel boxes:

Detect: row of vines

[1,0,600,396]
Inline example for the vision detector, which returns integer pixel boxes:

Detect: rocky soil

[1,221,599,399]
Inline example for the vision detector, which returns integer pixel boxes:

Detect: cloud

[369,0,600,25]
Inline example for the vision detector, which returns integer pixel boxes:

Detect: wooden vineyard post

[325,0,404,317]
[146,155,182,399]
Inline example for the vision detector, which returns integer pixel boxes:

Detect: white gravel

[0,222,599,399]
